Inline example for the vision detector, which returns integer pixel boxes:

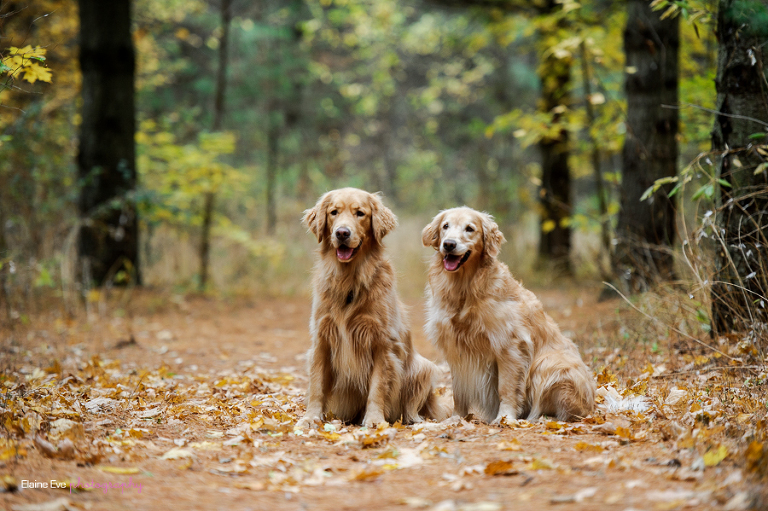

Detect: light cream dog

[422,207,595,423]
[296,188,448,429]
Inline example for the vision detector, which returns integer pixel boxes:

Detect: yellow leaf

[161,447,193,459]
[0,443,26,461]
[546,421,565,431]
[22,62,52,83]
[187,441,220,450]
[528,458,556,470]
[319,431,340,442]
[98,466,140,474]
[574,441,604,453]
[542,219,556,233]
[128,429,144,439]
[703,445,727,467]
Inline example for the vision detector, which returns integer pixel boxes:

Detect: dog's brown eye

[330,210,338,216]
[465,226,475,233]
[356,211,365,217]
[443,223,449,229]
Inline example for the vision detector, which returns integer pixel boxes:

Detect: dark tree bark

[710,0,768,334]
[199,0,232,291]
[611,0,679,293]
[77,0,139,286]
[266,120,279,235]
[536,3,573,275]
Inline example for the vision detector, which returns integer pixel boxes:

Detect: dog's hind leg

[404,354,448,423]
[528,366,596,421]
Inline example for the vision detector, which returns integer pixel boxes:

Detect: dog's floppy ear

[370,192,398,244]
[481,212,506,258]
[421,212,444,250]
[302,192,332,242]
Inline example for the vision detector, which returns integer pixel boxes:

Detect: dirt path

[0,287,763,511]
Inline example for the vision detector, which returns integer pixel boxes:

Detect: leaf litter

[1,291,766,510]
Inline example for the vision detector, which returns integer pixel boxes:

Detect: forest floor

[1,284,767,511]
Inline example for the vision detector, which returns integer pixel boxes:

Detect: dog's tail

[421,390,452,422]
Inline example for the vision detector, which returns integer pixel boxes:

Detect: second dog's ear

[303,192,332,242]
[370,192,398,244]
[421,212,444,250]
[481,212,506,258]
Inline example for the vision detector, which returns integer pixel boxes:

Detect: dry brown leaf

[350,467,384,481]
[484,460,518,476]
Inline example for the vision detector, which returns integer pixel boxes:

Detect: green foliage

[0,0,726,294]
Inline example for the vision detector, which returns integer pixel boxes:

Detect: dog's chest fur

[427,292,530,358]
[313,280,375,390]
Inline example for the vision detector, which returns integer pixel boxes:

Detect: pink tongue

[337,246,355,261]
[443,255,461,271]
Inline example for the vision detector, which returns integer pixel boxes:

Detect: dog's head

[303,188,397,263]
[422,207,506,272]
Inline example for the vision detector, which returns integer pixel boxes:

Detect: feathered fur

[422,207,595,422]
[297,188,449,428]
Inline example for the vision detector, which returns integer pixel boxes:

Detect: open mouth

[443,251,471,272]
[336,244,360,262]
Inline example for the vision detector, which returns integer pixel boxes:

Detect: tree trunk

[77,0,139,286]
[198,0,231,291]
[266,121,279,235]
[710,0,768,334]
[611,0,679,293]
[579,41,611,273]
[0,200,10,324]
[536,9,572,275]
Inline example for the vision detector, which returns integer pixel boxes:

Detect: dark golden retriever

[296,188,448,429]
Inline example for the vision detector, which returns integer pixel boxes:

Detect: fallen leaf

[528,458,556,470]
[161,447,193,460]
[703,445,728,467]
[350,467,384,481]
[497,439,522,451]
[574,441,604,453]
[11,498,75,511]
[484,460,518,476]
[97,466,140,474]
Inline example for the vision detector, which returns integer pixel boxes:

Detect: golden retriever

[296,188,448,429]
[422,207,595,423]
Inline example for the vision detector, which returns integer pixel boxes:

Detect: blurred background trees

[1,0,766,337]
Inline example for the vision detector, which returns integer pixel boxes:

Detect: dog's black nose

[443,239,457,252]
[336,227,351,240]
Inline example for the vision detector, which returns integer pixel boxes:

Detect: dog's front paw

[362,411,386,429]
[492,404,519,426]
[296,414,321,430]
